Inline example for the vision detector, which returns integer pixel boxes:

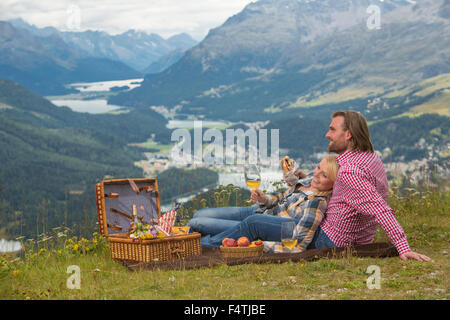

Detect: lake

[66,78,144,92]
[218,168,283,192]
[50,78,143,114]
[161,168,283,211]
[51,99,126,114]
[0,239,22,253]
[166,119,232,129]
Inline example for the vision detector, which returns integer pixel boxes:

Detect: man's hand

[251,189,267,204]
[399,250,431,261]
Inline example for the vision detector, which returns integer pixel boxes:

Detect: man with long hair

[317,110,430,261]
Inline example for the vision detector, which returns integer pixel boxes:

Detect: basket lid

[96,178,161,237]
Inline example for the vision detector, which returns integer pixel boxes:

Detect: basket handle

[169,242,185,255]
[170,248,185,254]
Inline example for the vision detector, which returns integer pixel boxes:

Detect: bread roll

[281,156,293,174]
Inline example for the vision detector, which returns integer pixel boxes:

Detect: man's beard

[328,140,347,154]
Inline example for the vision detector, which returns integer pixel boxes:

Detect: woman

[188,154,339,252]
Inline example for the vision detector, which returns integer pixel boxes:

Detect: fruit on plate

[249,240,263,247]
[222,238,237,247]
[237,236,251,247]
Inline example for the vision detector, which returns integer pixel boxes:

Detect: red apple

[222,238,237,247]
[237,236,250,247]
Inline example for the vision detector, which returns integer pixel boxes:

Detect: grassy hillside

[0,186,448,300]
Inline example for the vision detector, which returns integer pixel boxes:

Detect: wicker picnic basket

[96,178,202,262]
[220,245,264,259]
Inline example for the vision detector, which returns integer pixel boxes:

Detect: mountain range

[0,19,198,96]
[8,18,198,72]
[0,21,139,95]
[109,0,449,121]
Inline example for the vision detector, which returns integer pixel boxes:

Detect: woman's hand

[294,170,307,179]
[251,189,267,205]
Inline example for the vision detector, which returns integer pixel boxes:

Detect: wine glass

[281,221,298,250]
[244,164,261,190]
[244,164,264,212]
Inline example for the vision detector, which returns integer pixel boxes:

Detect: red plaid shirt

[321,150,411,255]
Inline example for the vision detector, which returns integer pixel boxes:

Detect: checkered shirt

[320,150,411,255]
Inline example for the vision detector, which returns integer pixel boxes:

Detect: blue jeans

[188,205,335,250]
[307,228,335,250]
[188,205,298,248]
[187,205,260,236]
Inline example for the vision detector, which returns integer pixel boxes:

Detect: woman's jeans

[188,205,335,249]
[187,205,260,236]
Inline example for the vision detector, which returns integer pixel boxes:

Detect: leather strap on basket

[128,179,157,196]
[128,179,140,194]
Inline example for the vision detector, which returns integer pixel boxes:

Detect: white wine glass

[281,221,298,250]
[244,164,261,191]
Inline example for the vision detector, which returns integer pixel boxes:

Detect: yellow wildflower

[73,244,79,251]
[12,269,20,277]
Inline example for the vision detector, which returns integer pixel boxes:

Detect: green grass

[1,188,449,300]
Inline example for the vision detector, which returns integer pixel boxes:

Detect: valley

[45,78,285,209]
[0,0,448,245]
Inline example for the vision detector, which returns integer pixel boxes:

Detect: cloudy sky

[0,0,256,40]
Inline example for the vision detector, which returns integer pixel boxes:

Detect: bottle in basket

[130,205,140,234]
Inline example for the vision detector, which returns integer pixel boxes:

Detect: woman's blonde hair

[324,154,339,183]
[305,154,339,200]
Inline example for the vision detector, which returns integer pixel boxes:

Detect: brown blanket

[123,242,398,271]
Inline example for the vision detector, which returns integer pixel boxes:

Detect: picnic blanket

[122,242,398,271]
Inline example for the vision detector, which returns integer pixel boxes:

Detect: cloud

[0,0,256,40]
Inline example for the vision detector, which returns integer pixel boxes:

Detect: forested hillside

[156,168,219,205]
[0,80,174,238]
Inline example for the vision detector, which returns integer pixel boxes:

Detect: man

[317,110,430,261]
